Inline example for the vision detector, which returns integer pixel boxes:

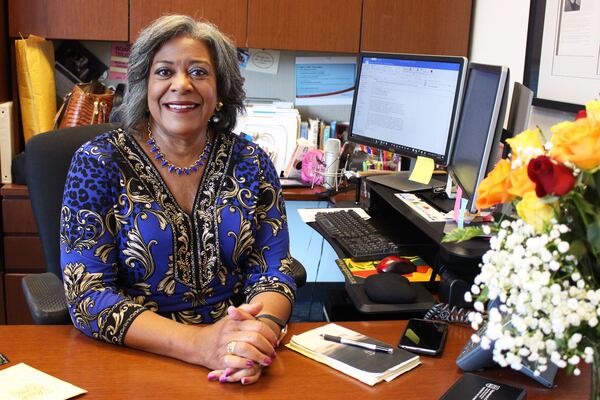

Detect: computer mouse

[376,256,417,274]
[364,274,417,304]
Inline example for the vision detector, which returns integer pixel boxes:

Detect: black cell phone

[398,318,448,356]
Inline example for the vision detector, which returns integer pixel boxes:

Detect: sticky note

[408,156,434,184]
[458,198,468,229]
[453,186,463,222]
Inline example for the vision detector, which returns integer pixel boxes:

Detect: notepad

[286,323,420,386]
[0,362,87,400]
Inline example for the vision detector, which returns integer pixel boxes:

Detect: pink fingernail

[219,376,228,383]
[241,377,250,385]
[246,360,254,368]
[207,373,219,381]
[224,368,234,377]
[263,357,272,366]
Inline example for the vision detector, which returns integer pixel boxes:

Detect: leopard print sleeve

[60,133,147,345]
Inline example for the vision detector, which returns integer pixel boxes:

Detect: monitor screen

[348,53,467,166]
[448,63,510,213]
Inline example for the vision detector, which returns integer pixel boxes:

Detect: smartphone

[398,318,448,356]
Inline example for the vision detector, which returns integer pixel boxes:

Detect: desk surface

[0,322,589,399]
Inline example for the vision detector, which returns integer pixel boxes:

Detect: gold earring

[215,101,223,112]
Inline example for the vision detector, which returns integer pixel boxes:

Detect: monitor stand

[366,171,446,192]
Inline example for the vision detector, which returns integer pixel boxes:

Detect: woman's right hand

[188,303,277,372]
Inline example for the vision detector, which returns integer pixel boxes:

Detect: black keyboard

[314,210,399,261]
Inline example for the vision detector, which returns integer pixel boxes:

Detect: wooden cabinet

[130,0,248,46]
[8,0,129,41]
[361,0,472,56]
[1,184,45,324]
[248,0,362,52]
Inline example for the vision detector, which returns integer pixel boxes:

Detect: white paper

[245,49,280,75]
[233,105,300,176]
[0,363,87,400]
[394,193,448,223]
[297,207,371,223]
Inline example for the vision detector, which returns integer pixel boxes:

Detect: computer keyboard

[314,210,399,261]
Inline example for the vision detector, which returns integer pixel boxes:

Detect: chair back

[25,123,119,277]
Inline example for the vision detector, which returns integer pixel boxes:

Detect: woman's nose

[171,72,192,92]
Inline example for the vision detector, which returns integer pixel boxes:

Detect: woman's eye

[189,68,208,78]
[155,67,172,77]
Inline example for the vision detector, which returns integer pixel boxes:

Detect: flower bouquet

[443,100,600,397]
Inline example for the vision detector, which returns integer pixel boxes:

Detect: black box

[440,373,526,400]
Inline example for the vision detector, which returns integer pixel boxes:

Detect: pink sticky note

[453,186,463,223]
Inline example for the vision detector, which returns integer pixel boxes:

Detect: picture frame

[523,0,600,112]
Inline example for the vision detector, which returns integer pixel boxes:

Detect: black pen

[320,333,394,354]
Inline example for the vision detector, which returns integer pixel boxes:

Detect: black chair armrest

[21,272,71,325]
[291,258,307,288]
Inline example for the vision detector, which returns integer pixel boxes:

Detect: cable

[424,303,472,325]
[307,200,328,321]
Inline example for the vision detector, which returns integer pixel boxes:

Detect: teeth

[167,104,196,110]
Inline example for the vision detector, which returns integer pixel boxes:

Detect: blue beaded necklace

[146,127,212,176]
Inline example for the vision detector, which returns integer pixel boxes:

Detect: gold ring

[226,341,236,355]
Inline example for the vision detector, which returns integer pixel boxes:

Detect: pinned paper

[408,156,434,184]
[109,43,130,81]
[245,49,280,75]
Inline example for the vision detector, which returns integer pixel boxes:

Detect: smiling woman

[59,15,296,386]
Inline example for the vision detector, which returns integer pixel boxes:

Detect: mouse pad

[337,257,440,282]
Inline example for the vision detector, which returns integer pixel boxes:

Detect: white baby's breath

[468,219,600,375]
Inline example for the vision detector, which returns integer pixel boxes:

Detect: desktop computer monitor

[448,63,510,214]
[348,53,468,192]
[506,82,533,137]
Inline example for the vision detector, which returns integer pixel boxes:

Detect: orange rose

[550,118,600,171]
[507,165,535,198]
[475,159,515,210]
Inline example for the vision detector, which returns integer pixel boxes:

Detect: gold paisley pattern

[61,129,295,345]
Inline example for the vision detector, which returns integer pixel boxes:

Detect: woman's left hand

[207,303,270,385]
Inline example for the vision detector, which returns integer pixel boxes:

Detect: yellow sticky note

[408,156,435,184]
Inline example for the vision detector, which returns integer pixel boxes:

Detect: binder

[0,101,16,184]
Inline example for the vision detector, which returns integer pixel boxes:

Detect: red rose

[527,155,575,197]
[575,109,587,120]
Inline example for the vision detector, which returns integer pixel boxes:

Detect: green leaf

[569,239,589,258]
[442,226,486,243]
[587,220,600,253]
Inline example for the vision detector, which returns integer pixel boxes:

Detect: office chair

[22,123,306,324]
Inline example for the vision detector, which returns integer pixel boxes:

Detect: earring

[210,101,223,123]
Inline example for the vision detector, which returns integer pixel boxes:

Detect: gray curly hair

[120,15,245,133]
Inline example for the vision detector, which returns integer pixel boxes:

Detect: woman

[60,15,296,385]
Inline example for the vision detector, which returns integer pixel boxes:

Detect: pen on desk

[320,333,394,354]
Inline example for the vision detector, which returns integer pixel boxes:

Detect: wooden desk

[0,322,589,399]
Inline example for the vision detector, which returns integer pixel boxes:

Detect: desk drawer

[3,236,45,272]
[0,273,5,324]
[2,198,38,233]
[5,273,35,324]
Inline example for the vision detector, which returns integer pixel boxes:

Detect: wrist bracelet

[255,314,287,329]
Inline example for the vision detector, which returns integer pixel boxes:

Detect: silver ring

[226,341,236,355]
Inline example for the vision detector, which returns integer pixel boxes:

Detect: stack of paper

[234,104,300,176]
[286,323,420,386]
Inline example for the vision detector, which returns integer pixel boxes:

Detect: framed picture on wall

[524,0,600,112]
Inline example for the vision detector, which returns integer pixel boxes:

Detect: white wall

[470,0,576,133]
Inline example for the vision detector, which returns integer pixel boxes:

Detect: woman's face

[147,36,218,138]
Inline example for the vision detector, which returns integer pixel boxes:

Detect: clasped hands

[202,303,281,385]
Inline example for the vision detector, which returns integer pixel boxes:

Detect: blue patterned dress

[60,128,296,344]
